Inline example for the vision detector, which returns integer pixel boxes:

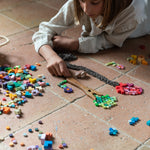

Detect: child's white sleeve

[78,34,114,53]
[32,0,75,53]
[78,20,137,53]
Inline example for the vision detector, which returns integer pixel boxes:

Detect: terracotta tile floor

[0,0,150,150]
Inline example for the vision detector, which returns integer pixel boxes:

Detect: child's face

[79,0,104,19]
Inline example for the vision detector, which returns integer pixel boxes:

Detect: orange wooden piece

[36,63,41,66]
[3,107,11,114]
[14,68,18,74]
[16,77,21,81]
[45,132,53,140]
[141,60,148,65]
[11,138,15,141]
[6,126,11,130]
[20,142,25,146]
[0,74,4,79]
[58,144,63,149]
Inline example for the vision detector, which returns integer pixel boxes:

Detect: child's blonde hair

[74,0,132,29]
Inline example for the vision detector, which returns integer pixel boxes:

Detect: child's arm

[32,0,75,53]
[52,35,79,51]
[38,36,79,77]
[32,0,76,77]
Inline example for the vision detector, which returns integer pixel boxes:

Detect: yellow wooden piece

[8,69,14,74]
[9,142,14,147]
[9,93,17,100]
[29,78,36,84]
[130,59,137,65]
[6,126,11,130]
[17,69,23,73]
[131,55,137,60]
[27,87,34,92]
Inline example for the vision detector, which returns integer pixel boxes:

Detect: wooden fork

[67,77,103,100]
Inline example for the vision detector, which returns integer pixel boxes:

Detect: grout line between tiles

[2,88,85,139]
[136,140,150,150]
[1,85,146,148]
[3,103,70,140]
[87,56,150,86]
[126,74,150,86]
[143,138,150,146]
[88,56,137,75]
[36,1,59,11]
[87,56,125,74]
[0,13,30,30]
[72,102,142,145]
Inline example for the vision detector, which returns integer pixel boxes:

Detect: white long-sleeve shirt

[32,0,150,53]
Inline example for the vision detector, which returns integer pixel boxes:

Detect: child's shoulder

[114,0,147,24]
[60,0,74,10]
[63,0,74,6]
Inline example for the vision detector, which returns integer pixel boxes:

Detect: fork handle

[67,77,96,99]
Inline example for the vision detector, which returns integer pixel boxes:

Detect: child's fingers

[47,65,57,76]
[52,35,58,41]
[59,62,71,77]
[54,64,62,76]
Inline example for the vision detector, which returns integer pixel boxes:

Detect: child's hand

[47,54,71,77]
[39,44,72,77]
[52,36,79,51]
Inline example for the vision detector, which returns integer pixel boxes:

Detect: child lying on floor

[32,0,150,77]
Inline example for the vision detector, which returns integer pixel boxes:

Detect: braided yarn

[58,52,119,87]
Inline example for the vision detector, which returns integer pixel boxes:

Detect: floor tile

[0,30,43,66]
[127,65,150,84]
[39,0,68,10]
[1,1,57,28]
[145,139,150,145]
[0,0,33,11]
[0,14,26,36]
[137,145,150,150]
[2,104,139,150]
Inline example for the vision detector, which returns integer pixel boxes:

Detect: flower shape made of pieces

[64,86,73,93]
[115,83,143,95]
[109,128,118,136]
[32,89,39,96]
[128,117,139,125]
[93,94,117,109]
